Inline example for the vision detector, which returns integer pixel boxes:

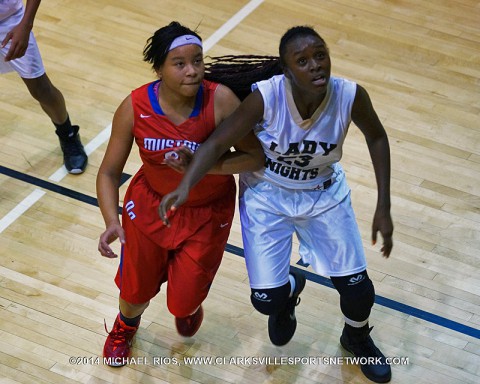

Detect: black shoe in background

[57,125,88,174]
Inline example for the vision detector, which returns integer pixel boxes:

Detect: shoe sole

[65,158,88,174]
[105,360,128,367]
[68,168,85,174]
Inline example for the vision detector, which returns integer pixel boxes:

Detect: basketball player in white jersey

[0,0,87,173]
[159,26,394,383]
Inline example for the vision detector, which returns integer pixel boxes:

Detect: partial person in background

[160,26,394,383]
[0,0,87,173]
[96,21,265,366]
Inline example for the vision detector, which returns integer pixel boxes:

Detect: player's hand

[162,146,194,173]
[98,223,125,258]
[1,24,31,61]
[372,208,393,258]
[158,187,189,227]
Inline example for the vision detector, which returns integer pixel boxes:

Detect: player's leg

[239,177,306,346]
[331,271,391,383]
[166,186,235,337]
[296,172,391,383]
[22,73,67,123]
[166,244,214,337]
[327,194,391,383]
[104,212,168,366]
[22,73,87,173]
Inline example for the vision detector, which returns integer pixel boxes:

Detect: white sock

[344,316,369,328]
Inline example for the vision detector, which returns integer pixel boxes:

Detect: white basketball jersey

[0,0,22,22]
[248,74,356,190]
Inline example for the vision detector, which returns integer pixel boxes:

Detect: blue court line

[0,165,128,214]
[1,164,479,340]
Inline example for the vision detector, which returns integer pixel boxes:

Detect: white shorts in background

[0,7,45,78]
[239,168,367,289]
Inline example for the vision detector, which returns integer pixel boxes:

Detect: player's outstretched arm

[351,84,393,257]
[158,90,264,225]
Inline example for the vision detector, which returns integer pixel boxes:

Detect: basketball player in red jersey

[96,21,265,366]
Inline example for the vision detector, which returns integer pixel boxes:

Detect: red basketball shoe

[103,314,139,367]
[175,306,204,337]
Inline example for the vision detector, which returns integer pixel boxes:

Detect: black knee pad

[330,270,375,321]
[250,283,290,315]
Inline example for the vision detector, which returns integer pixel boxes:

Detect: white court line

[203,0,264,53]
[0,124,112,234]
[0,189,46,233]
[0,0,263,234]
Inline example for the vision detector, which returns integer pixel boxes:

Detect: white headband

[168,35,203,51]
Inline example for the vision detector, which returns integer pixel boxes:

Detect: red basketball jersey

[130,79,234,205]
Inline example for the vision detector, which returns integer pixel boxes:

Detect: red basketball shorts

[115,171,236,317]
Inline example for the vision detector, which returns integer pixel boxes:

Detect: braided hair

[205,55,282,100]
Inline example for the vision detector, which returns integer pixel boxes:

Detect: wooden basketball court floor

[0,0,479,383]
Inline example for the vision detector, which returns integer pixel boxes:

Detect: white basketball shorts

[0,7,45,78]
[239,167,367,289]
